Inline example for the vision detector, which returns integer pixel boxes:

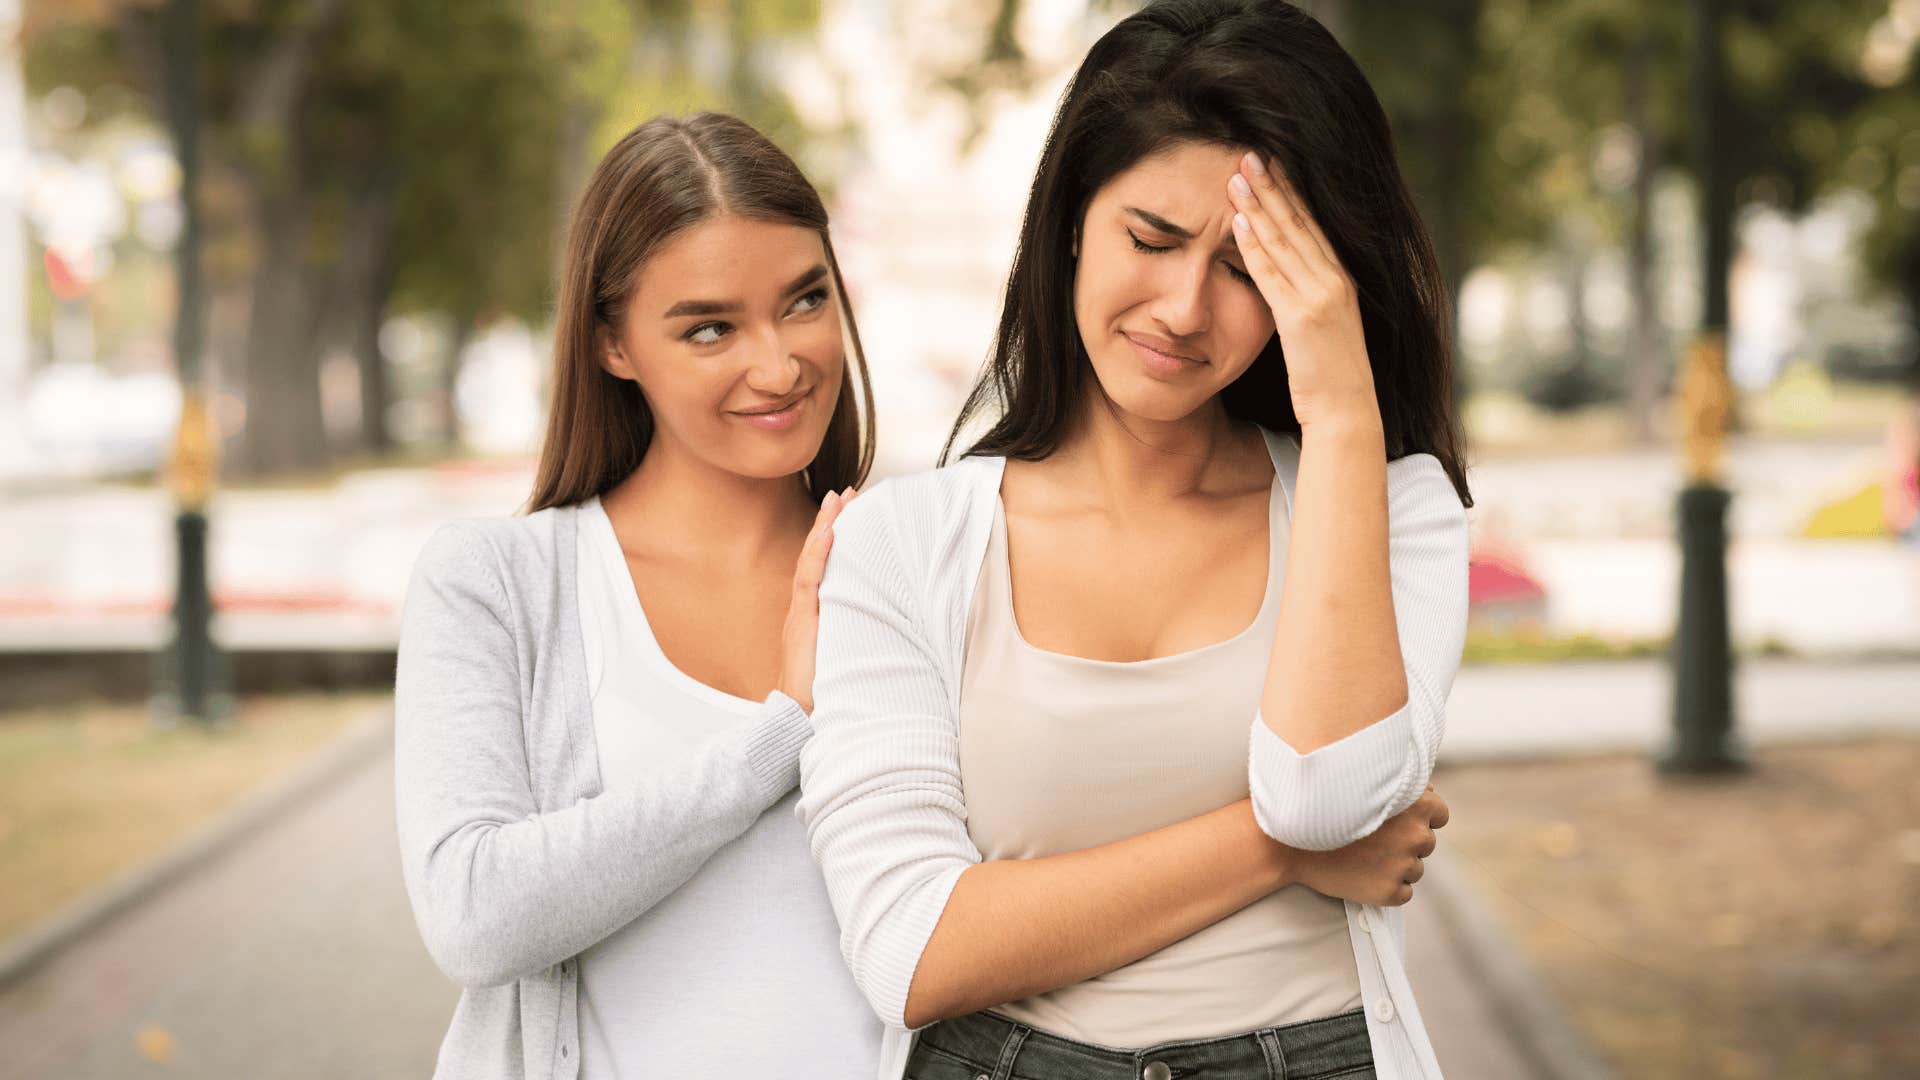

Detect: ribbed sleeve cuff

[744,690,814,798]
[868,863,971,1031]
[1248,704,1415,851]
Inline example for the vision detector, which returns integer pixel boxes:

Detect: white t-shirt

[574,497,881,1079]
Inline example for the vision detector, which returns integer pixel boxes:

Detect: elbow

[1248,700,1431,852]
[406,862,547,990]
[418,912,534,990]
[1251,784,1393,852]
[899,956,975,1032]
[901,987,944,1032]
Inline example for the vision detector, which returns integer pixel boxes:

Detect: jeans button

[1142,1062,1172,1080]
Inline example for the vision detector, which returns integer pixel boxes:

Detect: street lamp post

[157,0,227,725]
[1662,0,1743,773]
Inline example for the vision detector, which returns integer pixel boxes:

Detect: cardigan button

[1371,995,1396,1023]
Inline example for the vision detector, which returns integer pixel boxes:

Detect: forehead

[634,215,825,301]
[1097,140,1249,206]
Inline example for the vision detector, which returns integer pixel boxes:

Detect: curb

[0,705,396,991]
[1421,847,1617,1080]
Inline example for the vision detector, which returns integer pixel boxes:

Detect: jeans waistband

[916,1007,1373,1080]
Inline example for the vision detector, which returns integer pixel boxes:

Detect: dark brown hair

[527,113,875,512]
[943,0,1471,507]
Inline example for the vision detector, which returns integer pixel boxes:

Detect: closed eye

[1131,228,1255,286]
[1127,229,1172,254]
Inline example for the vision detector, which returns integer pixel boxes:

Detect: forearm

[400,695,809,987]
[1262,410,1406,753]
[902,797,1292,1028]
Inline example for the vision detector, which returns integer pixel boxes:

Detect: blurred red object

[43,247,90,301]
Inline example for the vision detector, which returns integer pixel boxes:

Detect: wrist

[1297,406,1385,448]
[1293,377,1383,437]
[1238,800,1299,890]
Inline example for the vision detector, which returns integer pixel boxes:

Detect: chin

[1089,360,1217,425]
[726,425,831,480]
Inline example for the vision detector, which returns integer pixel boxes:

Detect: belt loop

[1256,1029,1288,1079]
[990,1020,1031,1080]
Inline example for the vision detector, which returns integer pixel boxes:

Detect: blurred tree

[1822,4,1920,383]
[23,0,831,473]
[1396,0,1901,424]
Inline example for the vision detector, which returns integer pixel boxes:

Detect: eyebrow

[661,264,830,319]
[1125,205,1248,258]
[1124,206,1196,240]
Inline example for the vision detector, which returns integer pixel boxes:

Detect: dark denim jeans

[905,1008,1375,1080]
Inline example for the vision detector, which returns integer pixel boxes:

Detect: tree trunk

[1899,232,1920,390]
[441,312,476,451]
[341,163,401,455]
[225,0,348,478]
[1625,29,1665,443]
[1566,241,1592,387]
[236,192,330,477]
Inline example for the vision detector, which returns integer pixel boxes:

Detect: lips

[1122,332,1204,365]
[1124,331,1207,376]
[734,386,812,417]
[730,385,813,430]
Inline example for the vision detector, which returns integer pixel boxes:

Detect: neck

[601,436,813,564]
[1051,388,1256,504]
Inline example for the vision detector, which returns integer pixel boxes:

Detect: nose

[1149,255,1211,339]
[743,324,802,396]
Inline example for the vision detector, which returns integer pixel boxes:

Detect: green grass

[1462,627,1796,664]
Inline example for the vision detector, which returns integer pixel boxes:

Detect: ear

[598,325,636,382]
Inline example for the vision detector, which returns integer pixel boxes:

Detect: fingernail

[1233,212,1249,233]
[1228,174,1251,198]
[1244,152,1266,176]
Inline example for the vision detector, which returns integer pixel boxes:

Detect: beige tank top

[958,465,1362,1048]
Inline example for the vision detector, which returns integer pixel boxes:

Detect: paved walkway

[0,740,455,1080]
[0,736,1544,1079]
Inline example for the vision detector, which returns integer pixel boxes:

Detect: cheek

[1213,288,1277,371]
[632,351,730,425]
[1074,245,1155,327]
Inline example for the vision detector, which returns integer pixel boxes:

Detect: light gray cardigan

[393,504,814,1080]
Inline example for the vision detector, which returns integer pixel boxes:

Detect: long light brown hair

[526,113,875,513]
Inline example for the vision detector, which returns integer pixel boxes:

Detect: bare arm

[903,798,1288,1028]
[1228,152,1469,852]
[1263,414,1404,750]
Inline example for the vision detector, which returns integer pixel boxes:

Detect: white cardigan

[797,427,1470,1080]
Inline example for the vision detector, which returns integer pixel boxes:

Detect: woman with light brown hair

[394,112,880,1079]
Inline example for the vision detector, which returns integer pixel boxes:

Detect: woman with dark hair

[395,113,881,1079]
[801,3,1468,1078]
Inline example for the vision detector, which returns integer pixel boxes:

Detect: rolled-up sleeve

[1248,453,1469,851]
[796,489,982,1030]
